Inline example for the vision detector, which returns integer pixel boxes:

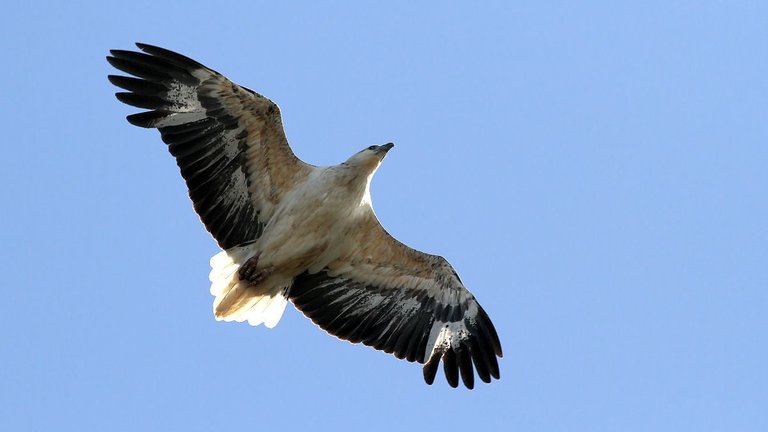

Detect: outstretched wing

[107,43,313,249]
[290,210,502,389]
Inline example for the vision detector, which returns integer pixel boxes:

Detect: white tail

[208,247,289,328]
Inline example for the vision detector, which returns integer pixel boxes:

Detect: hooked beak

[377,142,395,154]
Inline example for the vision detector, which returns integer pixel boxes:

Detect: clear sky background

[1,1,766,431]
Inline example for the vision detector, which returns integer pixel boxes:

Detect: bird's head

[344,142,395,173]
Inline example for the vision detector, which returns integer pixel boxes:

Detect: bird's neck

[335,163,378,207]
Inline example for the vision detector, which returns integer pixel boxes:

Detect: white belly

[254,168,367,274]
[207,164,374,329]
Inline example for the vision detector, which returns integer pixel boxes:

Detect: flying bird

[107,43,502,389]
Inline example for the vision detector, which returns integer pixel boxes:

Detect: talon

[245,268,273,284]
[238,252,273,284]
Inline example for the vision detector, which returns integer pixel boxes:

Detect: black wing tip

[126,111,166,128]
[109,48,138,58]
[490,365,501,380]
[105,55,120,68]
[422,342,501,389]
[477,304,503,357]
[457,346,475,389]
[423,353,440,385]
[134,42,207,70]
[442,350,460,388]
[135,42,168,53]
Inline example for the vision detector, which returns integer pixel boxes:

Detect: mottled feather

[108,43,313,248]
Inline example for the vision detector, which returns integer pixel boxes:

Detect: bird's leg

[238,252,274,285]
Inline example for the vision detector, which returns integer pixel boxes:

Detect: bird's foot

[238,253,273,284]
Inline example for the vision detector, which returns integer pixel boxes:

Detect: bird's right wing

[290,210,502,388]
[108,43,314,249]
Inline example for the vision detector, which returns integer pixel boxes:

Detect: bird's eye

[367,145,377,150]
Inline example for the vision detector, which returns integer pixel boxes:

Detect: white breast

[256,166,370,271]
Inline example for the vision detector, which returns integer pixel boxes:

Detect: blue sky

[2,1,766,430]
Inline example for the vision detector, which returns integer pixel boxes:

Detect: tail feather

[263,296,289,328]
[208,248,289,328]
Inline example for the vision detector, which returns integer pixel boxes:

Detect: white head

[343,142,395,173]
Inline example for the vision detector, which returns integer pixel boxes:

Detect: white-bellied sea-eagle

[107,43,502,389]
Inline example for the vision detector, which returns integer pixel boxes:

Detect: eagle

[107,43,502,389]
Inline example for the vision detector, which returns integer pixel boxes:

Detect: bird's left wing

[290,211,502,389]
[107,43,313,249]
